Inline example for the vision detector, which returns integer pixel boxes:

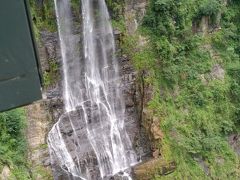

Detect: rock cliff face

[26,29,63,179]
[26,0,152,179]
[125,0,147,34]
[26,101,53,180]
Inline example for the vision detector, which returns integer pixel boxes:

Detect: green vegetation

[106,0,124,20]
[43,60,59,87]
[28,1,59,88]
[31,165,53,180]
[0,109,31,179]
[29,0,57,39]
[71,0,81,16]
[119,0,240,179]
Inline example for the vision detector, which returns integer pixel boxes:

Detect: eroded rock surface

[125,0,147,34]
[26,101,54,179]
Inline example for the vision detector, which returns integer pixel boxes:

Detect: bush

[0,109,29,178]
[197,0,222,17]
[127,0,240,178]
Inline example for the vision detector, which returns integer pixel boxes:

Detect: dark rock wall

[26,0,152,179]
[26,29,63,179]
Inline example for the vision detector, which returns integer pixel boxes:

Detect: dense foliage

[106,0,124,20]
[29,0,56,39]
[0,109,30,179]
[120,0,240,179]
[29,0,60,88]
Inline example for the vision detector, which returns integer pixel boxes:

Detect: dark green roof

[0,0,42,112]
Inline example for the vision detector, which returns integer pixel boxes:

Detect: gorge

[1,0,240,179]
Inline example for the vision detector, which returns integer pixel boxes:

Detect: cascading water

[48,0,138,179]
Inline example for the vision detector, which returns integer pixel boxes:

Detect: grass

[0,108,31,179]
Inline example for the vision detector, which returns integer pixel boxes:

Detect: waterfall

[48,0,138,179]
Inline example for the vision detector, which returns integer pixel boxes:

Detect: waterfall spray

[48,0,138,179]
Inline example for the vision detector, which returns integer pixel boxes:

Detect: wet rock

[43,158,51,167]
[119,56,152,160]
[45,86,61,99]
[29,1,151,179]
[49,105,130,180]
[49,49,152,180]
[40,30,60,61]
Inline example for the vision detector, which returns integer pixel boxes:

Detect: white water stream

[48,0,138,179]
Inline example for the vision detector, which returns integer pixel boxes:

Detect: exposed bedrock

[26,0,153,179]
[50,54,152,180]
